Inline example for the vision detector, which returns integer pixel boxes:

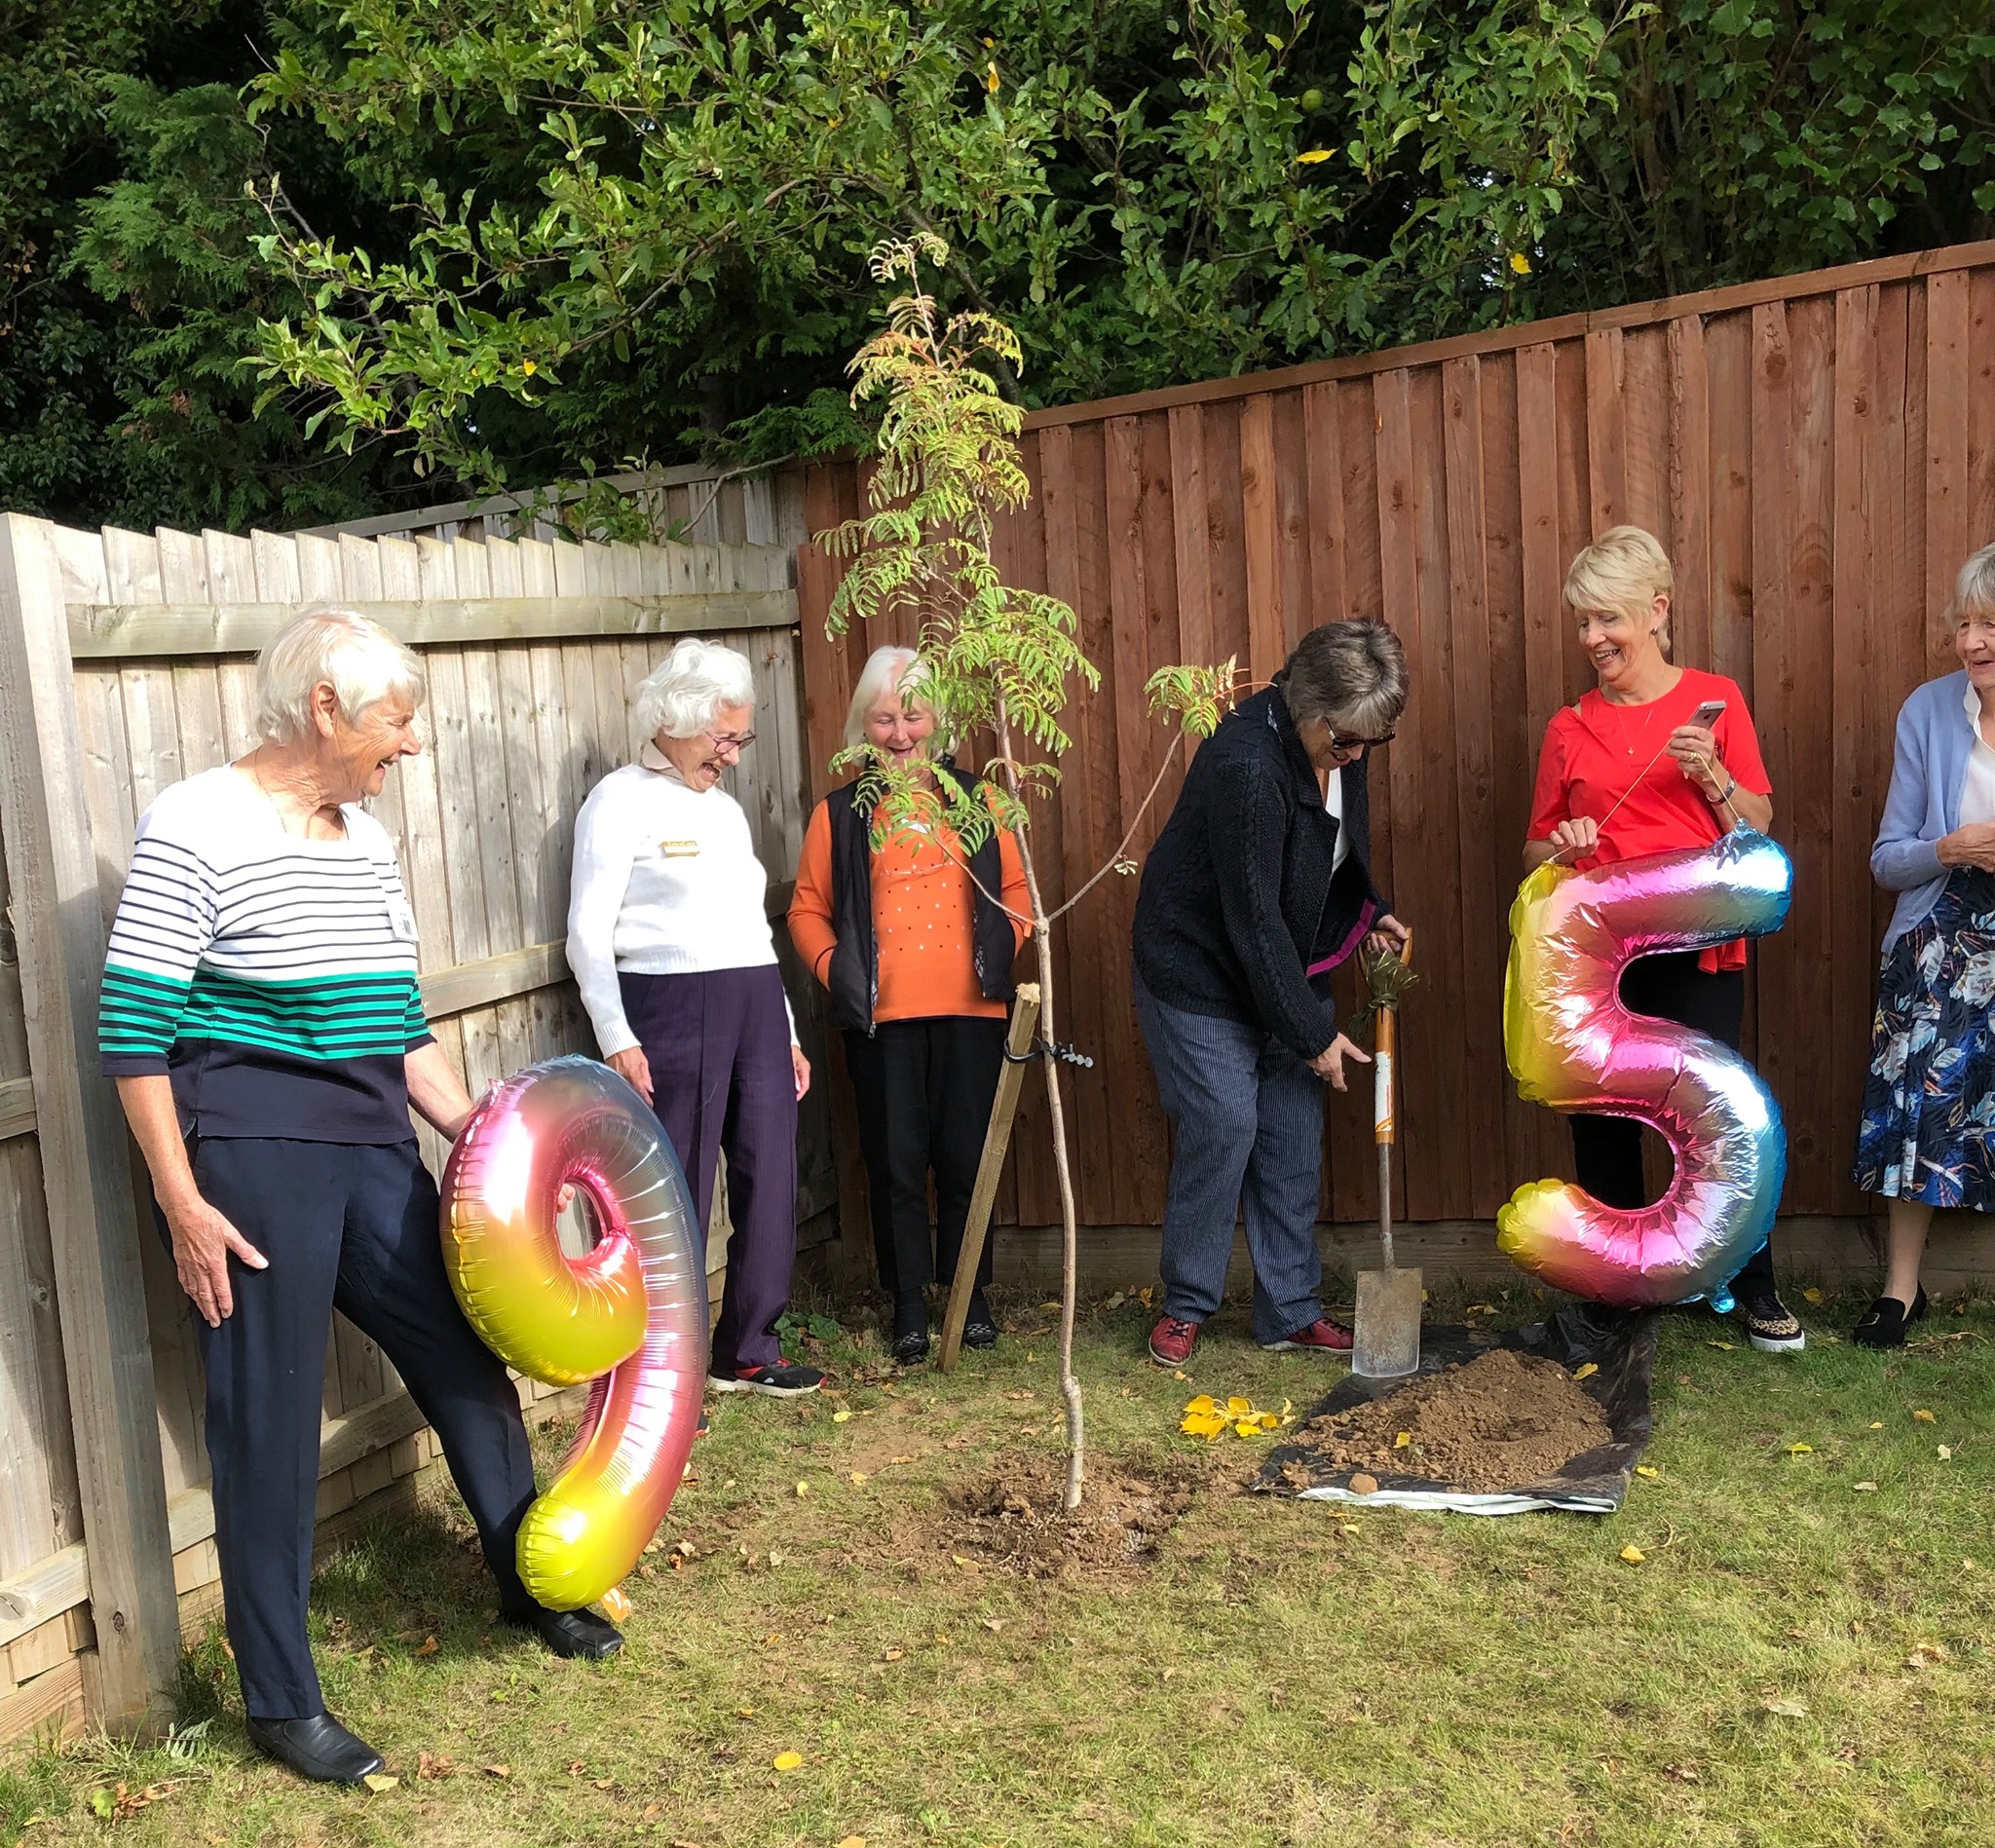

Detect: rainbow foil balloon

[1498,825,1793,1309]
[441,1056,707,1609]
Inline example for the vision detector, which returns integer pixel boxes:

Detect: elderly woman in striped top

[99,610,619,1791]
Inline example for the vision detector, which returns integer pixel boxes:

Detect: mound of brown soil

[939,1455,1196,1579]
[1286,1348,1613,1492]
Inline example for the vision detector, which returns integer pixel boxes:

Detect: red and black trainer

[708,1361,824,1396]
[1260,1316,1353,1353]
[1148,1314,1201,1368]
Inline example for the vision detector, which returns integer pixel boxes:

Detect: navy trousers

[1132,969,1332,1344]
[161,1137,536,1721]
[843,1015,1004,1336]
[621,964,798,1372]
[1568,953,1778,1294]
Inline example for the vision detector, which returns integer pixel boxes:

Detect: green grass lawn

[5,1280,1993,1848]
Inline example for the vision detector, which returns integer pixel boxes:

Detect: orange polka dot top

[790,797,1030,1022]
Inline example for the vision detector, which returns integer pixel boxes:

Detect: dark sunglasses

[1329,729,1395,754]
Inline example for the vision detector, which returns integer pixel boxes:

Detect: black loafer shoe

[961,1320,998,1350]
[892,1330,930,1365]
[1853,1285,1929,1350]
[245,1711,384,1785]
[505,1602,624,1660]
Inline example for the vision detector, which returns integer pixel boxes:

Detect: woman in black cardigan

[1132,621,1409,1368]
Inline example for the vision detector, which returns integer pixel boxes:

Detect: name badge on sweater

[659,840,701,857]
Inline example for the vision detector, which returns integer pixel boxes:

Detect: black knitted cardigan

[1131,685,1387,1060]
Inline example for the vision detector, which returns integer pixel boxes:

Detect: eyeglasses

[1329,729,1395,755]
[705,730,756,755]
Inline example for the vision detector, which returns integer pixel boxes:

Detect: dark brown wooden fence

[794,240,1995,1234]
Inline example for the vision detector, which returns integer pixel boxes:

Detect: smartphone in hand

[1688,698,1727,730]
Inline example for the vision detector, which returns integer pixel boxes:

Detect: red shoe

[1261,1316,1353,1353]
[1148,1314,1201,1367]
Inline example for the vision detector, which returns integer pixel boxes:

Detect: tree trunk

[992,698,1085,1509]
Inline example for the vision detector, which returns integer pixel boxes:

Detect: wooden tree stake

[938,984,1040,1371]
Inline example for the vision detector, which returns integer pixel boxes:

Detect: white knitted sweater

[566,748,796,1056]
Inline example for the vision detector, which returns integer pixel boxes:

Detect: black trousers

[844,1016,1005,1333]
[1567,952,1778,1294]
[160,1138,537,1720]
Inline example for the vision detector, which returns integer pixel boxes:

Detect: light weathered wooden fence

[796,239,1995,1282]
[0,515,825,1741]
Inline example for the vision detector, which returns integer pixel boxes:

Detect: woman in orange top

[1524,526,1803,1356]
[790,647,1030,1363]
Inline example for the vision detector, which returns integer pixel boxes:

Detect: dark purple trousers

[621,964,798,1373]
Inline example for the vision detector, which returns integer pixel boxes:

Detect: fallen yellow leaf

[795,1481,809,1496]
[951,1554,982,1572]
[849,1471,869,1484]
[1939,1445,1954,1460]
[772,1751,803,1772]
[1761,1696,1807,1717]
[412,1635,438,1657]
[1180,1412,1228,1439]
[737,1706,755,1717]
[1394,1431,1412,1450]
[1905,1642,1949,1669]
[1869,1421,1885,1429]
[884,1647,904,1661]
[1620,1545,1645,1564]
[1708,1339,1735,1351]
[361,1773,398,1793]
[888,1455,915,1465]
[1226,1396,1253,1417]
[1233,1421,1260,1437]
[1635,1465,1659,1480]
[1802,1287,1824,1304]
[483,1764,510,1780]
[1786,1443,1813,1455]
[1914,1409,1937,1423]
[1184,1394,1217,1415]
[833,1409,852,1423]
[838,1837,868,1848]
[1572,1362,1599,1381]
[1853,1481,1878,1492]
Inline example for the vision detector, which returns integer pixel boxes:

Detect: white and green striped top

[99,767,433,1144]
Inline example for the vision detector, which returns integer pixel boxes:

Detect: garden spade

[1353,931,1420,1378]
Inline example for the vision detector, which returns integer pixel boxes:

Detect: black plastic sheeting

[1255,1312,1659,1516]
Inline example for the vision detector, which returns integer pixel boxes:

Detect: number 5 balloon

[1498,825,1793,1309]
[441,1056,708,1610]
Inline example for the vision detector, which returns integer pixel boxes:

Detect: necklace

[1603,692,1664,758]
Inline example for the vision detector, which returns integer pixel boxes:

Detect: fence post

[0,515,177,1733]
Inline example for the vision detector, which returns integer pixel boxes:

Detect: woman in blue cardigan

[1853,544,1995,1345]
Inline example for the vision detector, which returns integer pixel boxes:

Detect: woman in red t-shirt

[1523,526,1802,1355]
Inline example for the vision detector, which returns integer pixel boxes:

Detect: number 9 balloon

[441,1056,708,1610]
[1498,825,1793,1310]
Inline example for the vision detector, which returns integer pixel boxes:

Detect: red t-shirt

[1526,668,1773,972]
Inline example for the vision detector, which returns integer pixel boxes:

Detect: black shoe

[1853,1286,1929,1350]
[504,1602,624,1661]
[708,1361,825,1396]
[961,1320,998,1350]
[892,1330,930,1365]
[245,1712,384,1785]
[1741,1288,1805,1353]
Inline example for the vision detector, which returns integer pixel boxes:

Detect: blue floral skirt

[1853,866,1995,1208]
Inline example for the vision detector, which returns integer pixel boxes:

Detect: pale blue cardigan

[1872,668,1977,953]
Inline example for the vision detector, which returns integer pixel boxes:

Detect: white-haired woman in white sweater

[567,637,820,1395]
